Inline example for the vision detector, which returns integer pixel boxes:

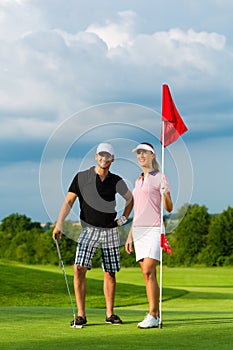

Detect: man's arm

[122,190,134,219]
[115,178,134,226]
[52,192,77,240]
[115,189,133,226]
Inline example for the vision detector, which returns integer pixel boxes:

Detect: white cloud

[0,12,231,149]
[157,28,225,50]
[0,7,232,146]
[86,10,136,49]
[0,0,46,41]
[0,0,29,5]
[0,117,55,140]
[107,27,226,73]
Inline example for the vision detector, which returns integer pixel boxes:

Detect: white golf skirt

[132,226,161,262]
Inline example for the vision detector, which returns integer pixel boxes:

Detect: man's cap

[96,143,114,156]
[132,143,155,154]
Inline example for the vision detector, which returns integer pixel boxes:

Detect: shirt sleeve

[164,174,170,193]
[116,178,129,196]
[68,173,80,196]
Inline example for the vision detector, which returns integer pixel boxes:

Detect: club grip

[55,237,62,261]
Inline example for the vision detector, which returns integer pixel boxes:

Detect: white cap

[96,143,114,156]
[132,143,155,154]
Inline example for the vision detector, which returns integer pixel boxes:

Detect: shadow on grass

[181,290,233,300]
[163,311,233,327]
[0,262,187,308]
[88,278,188,308]
[1,261,232,310]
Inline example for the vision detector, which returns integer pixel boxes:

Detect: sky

[0,0,233,224]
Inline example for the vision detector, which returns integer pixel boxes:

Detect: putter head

[71,324,83,329]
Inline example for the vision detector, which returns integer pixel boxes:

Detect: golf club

[55,236,83,328]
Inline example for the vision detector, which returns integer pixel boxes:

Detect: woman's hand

[125,231,133,254]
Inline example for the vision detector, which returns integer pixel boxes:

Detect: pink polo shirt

[133,170,170,227]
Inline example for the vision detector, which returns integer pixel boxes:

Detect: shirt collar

[149,169,159,176]
[92,166,111,178]
[140,169,159,178]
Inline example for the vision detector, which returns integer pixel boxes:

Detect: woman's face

[136,149,155,167]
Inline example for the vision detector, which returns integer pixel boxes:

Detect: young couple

[52,142,173,329]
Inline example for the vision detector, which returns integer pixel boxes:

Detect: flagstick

[159,120,165,329]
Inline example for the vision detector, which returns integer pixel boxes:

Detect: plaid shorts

[75,226,120,272]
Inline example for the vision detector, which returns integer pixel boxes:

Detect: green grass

[0,261,185,308]
[0,261,233,350]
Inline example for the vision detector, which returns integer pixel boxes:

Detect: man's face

[96,152,114,169]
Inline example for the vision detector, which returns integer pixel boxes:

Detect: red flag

[161,84,188,147]
[160,233,172,255]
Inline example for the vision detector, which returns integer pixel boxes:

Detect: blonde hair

[141,142,160,171]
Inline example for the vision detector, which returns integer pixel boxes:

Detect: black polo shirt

[68,166,129,228]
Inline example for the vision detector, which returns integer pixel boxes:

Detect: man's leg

[103,271,116,318]
[74,265,88,317]
[101,228,122,323]
[74,226,98,320]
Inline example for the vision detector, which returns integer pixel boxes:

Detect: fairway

[0,262,233,350]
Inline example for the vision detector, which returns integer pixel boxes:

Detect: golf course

[0,260,232,350]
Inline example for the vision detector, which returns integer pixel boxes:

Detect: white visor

[132,144,155,154]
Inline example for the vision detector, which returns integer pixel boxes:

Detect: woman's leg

[139,257,159,317]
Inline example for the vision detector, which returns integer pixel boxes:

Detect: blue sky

[0,0,233,223]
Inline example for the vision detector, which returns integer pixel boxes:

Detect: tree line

[0,204,232,267]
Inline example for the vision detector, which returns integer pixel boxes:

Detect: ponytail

[152,157,160,171]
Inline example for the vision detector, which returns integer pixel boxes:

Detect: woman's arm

[163,192,173,212]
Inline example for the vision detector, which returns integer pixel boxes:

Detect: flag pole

[159,83,188,328]
[159,119,165,328]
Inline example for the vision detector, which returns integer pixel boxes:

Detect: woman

[125,142,173,329]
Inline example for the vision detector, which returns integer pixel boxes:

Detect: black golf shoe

[105,314,122,324]
[70,316,87,327]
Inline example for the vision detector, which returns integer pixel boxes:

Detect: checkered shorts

[75,226,120,272]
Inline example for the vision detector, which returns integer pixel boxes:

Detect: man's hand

[115,215,128,226]
[52,227,62,241]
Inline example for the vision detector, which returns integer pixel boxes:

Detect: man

[52,143,133,326]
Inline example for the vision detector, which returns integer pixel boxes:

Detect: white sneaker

[137,314,160,328]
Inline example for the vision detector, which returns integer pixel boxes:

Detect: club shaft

[55,239,76,317]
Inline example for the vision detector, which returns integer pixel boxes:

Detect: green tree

[33,230,58,265]
[0,213,42,260]
[1,213,40,233]
[201,207,233,266]
[176,203,190,221]
[170,204,210,266]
